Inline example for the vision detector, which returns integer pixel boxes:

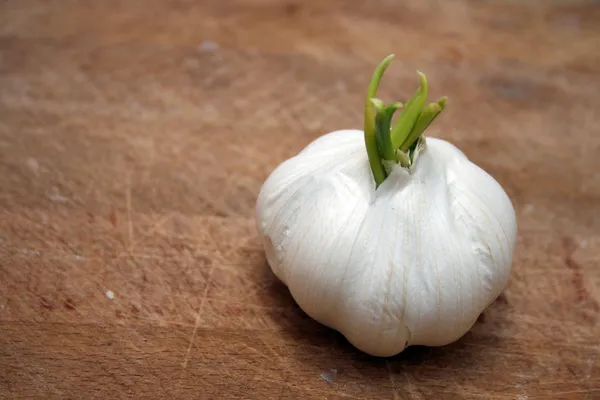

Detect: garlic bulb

[255,55,517,357]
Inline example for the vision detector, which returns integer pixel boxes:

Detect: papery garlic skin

[256,129,517,357]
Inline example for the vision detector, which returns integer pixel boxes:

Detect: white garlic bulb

[255,55,517,357]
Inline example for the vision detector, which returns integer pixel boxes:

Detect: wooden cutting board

[1,0,599,398]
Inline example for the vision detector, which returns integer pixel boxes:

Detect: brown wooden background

[1,0,599,399]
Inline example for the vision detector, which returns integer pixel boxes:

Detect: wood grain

[1,0,599,398]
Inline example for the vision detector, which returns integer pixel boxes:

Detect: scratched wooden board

[1,0,599,398]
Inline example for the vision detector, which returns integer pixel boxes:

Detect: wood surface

[1,0,599,398]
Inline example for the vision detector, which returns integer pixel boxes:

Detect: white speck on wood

[319,368,337,384]
[25,158,39,175]
[199,40,219,53]
[105,290,115,300]
[587,357,595,378]
[523,204,534,214]
[48,187,68,203]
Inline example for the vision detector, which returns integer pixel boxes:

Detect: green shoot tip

[370,98,386,112]
[437,96,448,109]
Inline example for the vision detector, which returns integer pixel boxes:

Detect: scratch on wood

[257,335,304,387]
[562,236,598,311]
[181,313,202,369]
[232,344,358,398]
[126,174,134,250]
[108,208,118,227]
[403,371,422,399]
[140,214,173,241]
[64,298,76,310]
[563,236,584,299]
[176,221,226,373]
[260,336,288,364]
[87,213,172,299]
[40,297,54,310]
[180,258,218,370]
[247,376,361,399]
